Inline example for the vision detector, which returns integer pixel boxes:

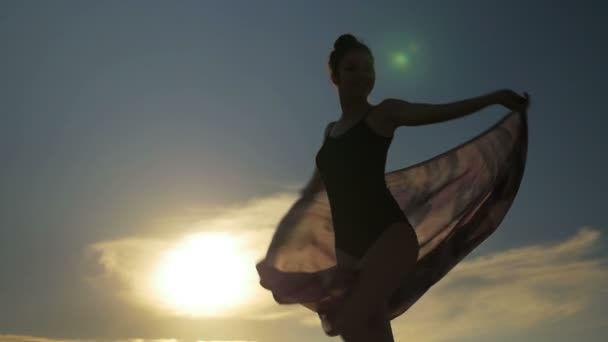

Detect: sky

[1,1,607,341]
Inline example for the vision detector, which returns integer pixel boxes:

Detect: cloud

[387,227,607,342]
[293,228,608,338]
[85,190,607,341]
[84,192,306,319]
[0,335,82,342]
[0,336,255,342]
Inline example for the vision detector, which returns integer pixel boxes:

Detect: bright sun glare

[153,232,253,316]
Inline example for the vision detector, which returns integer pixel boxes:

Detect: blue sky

[1,1,606,342]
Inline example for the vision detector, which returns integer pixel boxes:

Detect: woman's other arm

[381,90,529,127]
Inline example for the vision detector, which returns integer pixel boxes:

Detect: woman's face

[335,49,375,99]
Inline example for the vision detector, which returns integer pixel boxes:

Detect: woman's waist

[326,185,394,204]
[324,180,390,196]
[329,197,405,222]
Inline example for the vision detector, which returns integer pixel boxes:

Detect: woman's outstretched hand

[494,89,530,113]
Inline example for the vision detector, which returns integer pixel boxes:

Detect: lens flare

[391,51,410,70]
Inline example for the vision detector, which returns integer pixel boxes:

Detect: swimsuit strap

[324,122,337,140]
[360,105,375,122]
[349,105,375,130]
[324,105,376,140]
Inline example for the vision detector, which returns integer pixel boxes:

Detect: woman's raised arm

[380,92,500,127]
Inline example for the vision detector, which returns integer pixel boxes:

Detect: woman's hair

[328,33,373,84]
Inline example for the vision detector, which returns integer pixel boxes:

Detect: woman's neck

[339,98,372,121]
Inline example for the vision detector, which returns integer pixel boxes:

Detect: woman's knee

[339,304,392,342]
[342,301,388,329]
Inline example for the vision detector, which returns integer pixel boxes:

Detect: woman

[256,33,530,342]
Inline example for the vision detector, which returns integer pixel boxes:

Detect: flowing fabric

[255,111,528,336]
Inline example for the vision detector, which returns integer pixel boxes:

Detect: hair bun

[334,34,359,49]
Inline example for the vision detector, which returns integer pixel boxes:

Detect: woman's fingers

[505,91,530,113]
[518,92,530,112]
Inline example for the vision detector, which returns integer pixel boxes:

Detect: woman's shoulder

[371,99,403,135]
[375,98,409,112]
[373,98,395,114]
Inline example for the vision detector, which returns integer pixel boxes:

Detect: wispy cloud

[85,190,607,341]
[0,335,82,342]
[84,192,305,319]
[0,336,255,342]
[387,227,607,342]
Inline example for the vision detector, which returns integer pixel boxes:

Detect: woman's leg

[333,220,419,335]
[339,302,394,342]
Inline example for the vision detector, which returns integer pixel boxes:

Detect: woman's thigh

[350,220,419,313]
[333,221,418,334]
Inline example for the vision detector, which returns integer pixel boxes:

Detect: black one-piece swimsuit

[315,108,411,260]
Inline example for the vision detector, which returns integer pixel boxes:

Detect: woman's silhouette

[256,33,529,342]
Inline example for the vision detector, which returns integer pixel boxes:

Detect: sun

[153,232,254,316]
